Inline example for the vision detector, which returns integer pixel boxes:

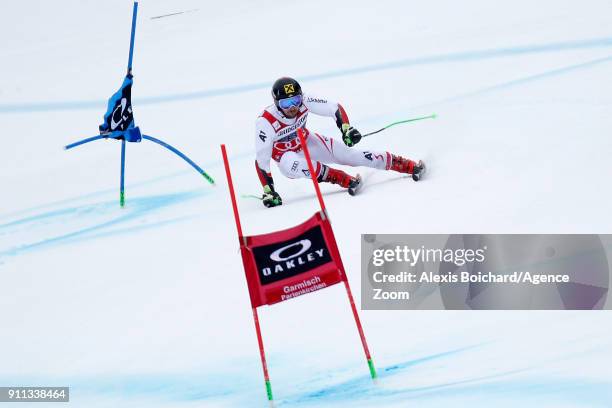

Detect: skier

[255,77,425,207]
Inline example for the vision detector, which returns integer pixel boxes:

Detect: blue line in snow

[430,54,612,106]
[354,53,612,130]
[2,37,612,114]
[0,150,250,223]
[0,190,205,260]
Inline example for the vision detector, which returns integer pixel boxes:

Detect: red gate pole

[296,129,327,215]
[296,130,377,380]
[220,145,244,237]
[221,145,275,402]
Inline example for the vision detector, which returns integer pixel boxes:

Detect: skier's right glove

[262,185,282,208]
[341,124,362,147]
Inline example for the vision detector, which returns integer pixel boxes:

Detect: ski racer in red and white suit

[255,77,424,207]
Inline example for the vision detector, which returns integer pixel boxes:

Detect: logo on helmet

[284,84,295,94]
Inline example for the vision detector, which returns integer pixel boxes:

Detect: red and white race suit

[254,94,390,182]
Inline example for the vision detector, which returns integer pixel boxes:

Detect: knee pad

[278,152,303,179]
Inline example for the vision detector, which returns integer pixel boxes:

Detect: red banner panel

[239,212,346,307]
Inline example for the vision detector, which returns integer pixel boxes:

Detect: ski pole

[242,194,263,200]
[362,113,437,138]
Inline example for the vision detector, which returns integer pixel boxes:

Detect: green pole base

[265,379,273,401]
[202,172,215,185]
[367,358,377,379]
[120,191,125,207]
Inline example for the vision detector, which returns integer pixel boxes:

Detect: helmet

[271,77,302,110]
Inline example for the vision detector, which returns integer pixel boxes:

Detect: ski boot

[390,155,426,181]
[319,166,362,195]
[348,174,362,196]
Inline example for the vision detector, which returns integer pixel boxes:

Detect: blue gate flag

[99,74,135,134]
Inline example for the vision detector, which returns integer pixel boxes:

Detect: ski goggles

[278,94,303,109]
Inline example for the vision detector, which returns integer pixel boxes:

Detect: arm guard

[334,103,350,130]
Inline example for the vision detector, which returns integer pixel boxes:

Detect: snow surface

[1,0,612,406]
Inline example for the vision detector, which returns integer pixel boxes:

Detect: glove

[341,124,362,147]
[262,185,282,208]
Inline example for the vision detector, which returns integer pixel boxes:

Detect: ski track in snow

[0,150,254,263]
[0,191,203,262]
[2,50,612,405]
[2,343,610,407]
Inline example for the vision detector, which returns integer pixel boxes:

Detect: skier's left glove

[341,124,362,147]
[262,185,282,208]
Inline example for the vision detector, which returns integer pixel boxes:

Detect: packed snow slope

[1,0,612,407]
